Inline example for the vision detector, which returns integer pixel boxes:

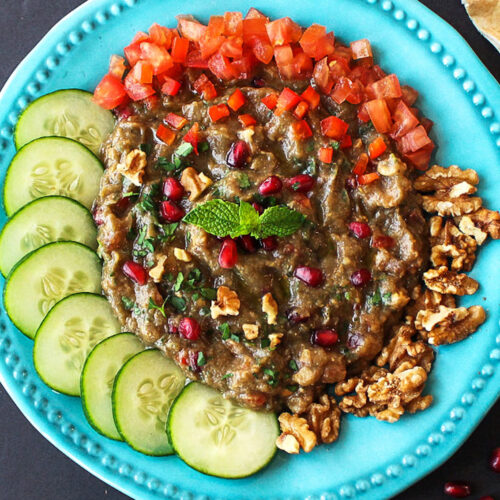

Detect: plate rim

[0,1,499,499]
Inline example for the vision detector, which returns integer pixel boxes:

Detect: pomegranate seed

[350,268,372,287]
[163,177,185,201]
[123,261,148,285]
[372,235,395,249]
[294,266,324,287]
[252,77,266,88]
[444,481,471,498]
[313,329,339,347]
[179,317,201,340]
[490,447,500,472]
[345,176,358,190]
[261,236,278,251]
[252,202,264,214]
[238,235,258,253]
[226,141,250,169]
[287,174,315,193]
[259,175,283,196]
[287,308,310,323]
[479,497,494,500]
[219,238,238,268]
[160,200,184,222]
[349,221,372,239]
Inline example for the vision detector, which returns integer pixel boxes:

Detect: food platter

[0,0,498,499]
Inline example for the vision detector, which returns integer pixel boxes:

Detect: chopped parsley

[230,333,240,342]
[188,268,202,282]
[175,142,194,157]
[158,222,179,242]
[286,385,298,392]
[288,359,298,371]
[263,367,279,387]
[221,373,233,380]
[122,191,139,197]
[260,337,271,348]
[331,140,340,150]
[306,141,315,152]
[197,351,207,367]
[174,272,185,292]
[291,181,300,191]
[367,289,382,307]
[148,297,167,317]
[199,306,210,316]
[139,143,152,155]
[238,173,252,189]
[382,292,393,304]
[121,296,134,310]
[199,141,210,153]
[169,295,186,312]
[200,288,217,300]
[219,322,231,340]
[305,157,317,175]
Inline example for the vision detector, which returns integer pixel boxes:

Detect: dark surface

[0,1,498,499]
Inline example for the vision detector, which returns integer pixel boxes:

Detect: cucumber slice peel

[0,196,97,276]
[14,89,115,155]
[81,333,144,440]
[112,350,185,456]
[167,382,279,478]
[33,293,121,396]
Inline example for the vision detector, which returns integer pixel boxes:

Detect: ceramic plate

[0,0,499,499]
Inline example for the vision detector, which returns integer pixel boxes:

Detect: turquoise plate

[0,0,499,498]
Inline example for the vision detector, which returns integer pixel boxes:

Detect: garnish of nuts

[262,292,278,325]
[210,286,240,319]
[117,149,147,186]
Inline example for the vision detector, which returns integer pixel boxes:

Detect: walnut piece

[210,286,240,319]
[423,266,478,295]
[173,248,192,262]
[268,332,283,349]
[415,164,479,191]
[148,254,167,282]
[275,433,300,454]
[458,207,500,243]
[276,413,317,453]
[262,292,278,325]
[377,154,406,176]
[180,167,213,201]
[305,394,341,444]
[117,149,147,186]
[242,323,259,340]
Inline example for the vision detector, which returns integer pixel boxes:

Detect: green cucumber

[3,137,104,216]
[14,89,115,155]
[81,333,144,440]
[33,293,121,396]
[168,382,279,478]
[0,196,97,276]
[112,350,185,456]
[4,241,102,338]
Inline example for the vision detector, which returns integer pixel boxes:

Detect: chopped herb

[306,141,315,152]
[148,297,167,317]
[238,173,252,190]
[263,368,278,387]
[221,373,233,380]
[145,260,155,268]
[288,359,298,371]
[199,306,210,316]
[188,268,202,282]
[169,295,186,312]
[156,156,177,172]
[344,291,352,301]
[121,296,134,310]
[139,143,152,155]
[197,351,207,367]
[126,227,136,241]
[138,192,156,213]
[200,288,217,300]
[291,181,300,191]
[165,272,174,282]
[174,272,185,292]
[382,292,393,304]
[122,191,139,197]
[199,141,210,153]
[158,222,179,242]
[192,293,200,302]
[331,140,340,150]
[286,385,298,392]
[219,323,231,340]
[186,231,191,244]
[175,142,194,157]
[137,226,147,246]
[230,333,240,342]
[305,157,317,175]
[260,337,271,348]
[143,238,155,252]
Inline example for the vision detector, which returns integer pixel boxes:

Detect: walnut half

[210,286,240,319]
[276,413,317,453]
[423,266,478,295]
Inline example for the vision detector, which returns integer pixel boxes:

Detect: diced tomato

[156,123,176,144]
[149,23,172,48]
[274,44,294,79]
[185,50,209,69]
[165,112,187,129]
[420,117,434,133]
[200,19,226,60]
[247,36,274,63]
[124,42,142,66]
[129,60,153,84]
[350,38,372,60]
[320,115,349,139]
[124,71,155,101]
[109,55,127,79]
[178,18,207,42]
[313,57,333,94]
[143,94,159,110]
[220,36,243,59]
[318,146,333,163]
[299,24,335,60]
[161,77,181,96]
[399,125,432,153]
[183,122,200,154]
[171,37,189,63]
[401,84,419,106]
[208,15,225,36]
[261,93,278,110]
[352,153,369,175]
[231,49,257,79]
[140,42,173,74]
[266,17,302,47]
[357,172,380,185]
[390,100,419,138]
[365,98,392,133]
[367,74,402,100]
[293,49,313,78]
[275,87,301,115]
[293,100,309,119]
[292,119,313,140]
[357,103,370,123]
[368,136,387,159]
[245,7,268,20]
[301,85,320,109]
[131,31,149,44]
[192,73,217,100]
[331,77,363,105]
[328,55,351,80]
[93,74,127,109]
[243,18,269,40]
[404,142,434,170]
[228,88,246,111]
[208,53,236,80]
[238,114,257,127]
[224,12,243,36]
[340,134,352,149]
[208,103,230,122]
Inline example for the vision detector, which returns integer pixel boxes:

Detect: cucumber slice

[168,382,279,478]
[0,196,97,276]
[112,350,185,456]
[3,137,104,216]
[34,293,121,396]
[14,89,115,155]
[81,333,143,440]
[4,241,102,338]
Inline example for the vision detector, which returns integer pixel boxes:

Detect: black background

[0,1,498,499]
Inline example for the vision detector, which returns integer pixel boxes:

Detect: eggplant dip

[93,10,500,453]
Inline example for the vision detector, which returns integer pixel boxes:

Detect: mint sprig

[183,200,305,238]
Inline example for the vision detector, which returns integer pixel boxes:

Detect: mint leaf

[257,205,305,238]
[229,201,260,238]
[183,199,240,236]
